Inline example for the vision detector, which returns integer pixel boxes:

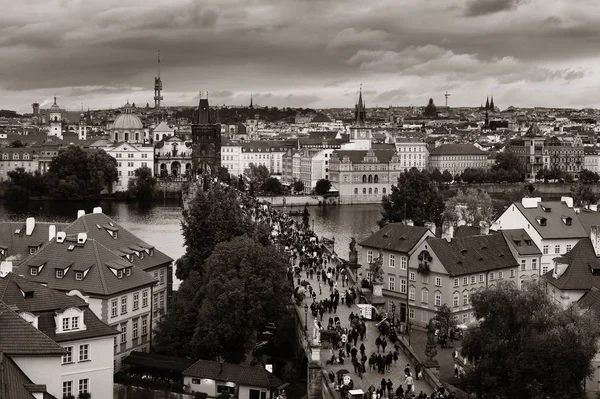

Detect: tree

[423,98,437,117]
[570,182,597,207]
[314,178,332,196]
[9,140,24,148]
[579,169,600,184]
[443,188,494,226]
[461,282,597,399]
[432,304,456,341]
[128,166,157,201]
[381,168,445,226]
[175,184,254,280]
[293,179,305,193]
[442,170,454,183]
[244,163,270,188]
[7,168,45,198]
[302,206,310,230]
[261,177,283,195]
[430,168,443,183]
[189,235,291,363]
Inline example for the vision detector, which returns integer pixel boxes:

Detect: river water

[0,200,383,289]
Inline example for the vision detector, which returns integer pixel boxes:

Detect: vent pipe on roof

[77,210,85,218]
[48,225,56,241]
[93,207,102,214]
[25,217,35,236]
[479,221,490,236]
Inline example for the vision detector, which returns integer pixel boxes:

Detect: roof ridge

[0,273,12,302]
[91,240,109,295]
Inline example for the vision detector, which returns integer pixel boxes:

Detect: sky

[1,0,599,113]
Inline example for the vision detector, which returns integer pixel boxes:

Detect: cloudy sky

[1,0,598,113]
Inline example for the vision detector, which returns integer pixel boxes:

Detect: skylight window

[68,245,75,251]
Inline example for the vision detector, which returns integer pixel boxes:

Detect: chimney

[479,221,490,236]
[77,210,85,218]
[48,225,56,241]
[403,219,414,226]
[424,222,436,235]
[442,221,454,241]
[93,207,102,214]
[0,261,12,277]
[56,232,66,243]
[521,197,542,208]
[77,233,87,245]
[25,217,35,236]
[561,196,574,208]
[591,225,600,257]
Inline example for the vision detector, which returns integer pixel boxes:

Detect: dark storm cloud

[464,0,527,17]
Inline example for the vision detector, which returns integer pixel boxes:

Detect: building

[494,197,588,275]
[0,273,118,399]
[584,146,600,173]
[296,148,334,193]
[0,217,68,264]
[109,102,147,144]
[191,94,221,175]
[328,147,400,204]
[33,142,60,174]
[358,223,434,323]
[152,121,175,142]
[501,229,543,289]
[347,88,372,150]
[155,136,192,178]
[183,359,284,399]
[394,138,429,171]
[239,141,290,176]
[428,144,489,175]
[0,148,38,181]
[0,300,65,398]
[48,97,63,139]
[154,51,163,109]
[106,142,155,191]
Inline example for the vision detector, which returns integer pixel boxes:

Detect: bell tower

[48,97,63,139]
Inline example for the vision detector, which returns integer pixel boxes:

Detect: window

[388,276,395,291]
[142,316,148,336]
[75,271,83,281]
[133,292,139,310]
[111,299,118,318]
[71,316,79,330]
[453,278,459,287]
[389,255,395,268]
[400,279,407,294]
[542,266,548,274]
[62,346,73,364]
[120,324,127,344]
[554,245,560,254]
[463,293,469,306]
[453,294,459,307]
[367,250,373,263]
[62,317,70,330]
[532,259,537,270]
[470,276,475,285]
[192,378,201,385]
[401,256,407,270]
[435,277,442,287]
[159,269,165,284]
[510,269,515,278]
[498,271,503,279]
[409,272,415,281]
[79,344,89,361]
[30,267,37,276]
[142,290,149,307]
[120,296,127,315]
[463,277,468,285]
[63,381,73,397]
[249,389,267,399]
[409,308,415,319]
[78,379,89,394]
[409,287,415,301]
[566,244,572,252]
[128,153,134,158]
[421,290,428,304]
[153,293,159,316]
[435,293,442,306]
[543,245,548,254]
[133,320,139,339]
[490,272,495,280]
[521,259,526,271]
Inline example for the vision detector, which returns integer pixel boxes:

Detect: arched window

[374,188,378,194]
[362,188,366,194]
[368,175,373,183]
[135,132,140,142]
[124,132,129,142]
[156,134,159,141]
[362,175,367,183]
[383,187,387,194]
[368,188,372,194]
[114,132,119,142]
[354,188,358,195]
[374,175,379,183]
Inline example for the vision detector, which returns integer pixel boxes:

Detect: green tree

[461,282,597,399]
[443,188,494,226]
[423,98,437,117]
[7,168,46,198]
[381,168,445,226]
[293,179,305,193]
[579,169,600,184]
[189,235,291,363]
[244,163,270,188]
[261,177,283,195]
[314,178,332,195]
[432,304,456,340]
[128,166,157,201]
[430,168,443,183]
[570,182,597,207]
[442,170,454,183]
[175,184,254,280]
[492,152,521,173]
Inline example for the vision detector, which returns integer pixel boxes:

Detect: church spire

[485,96,490,109]
[355,85,367,126]
[197,91,210,124]
[249,94,253,109]
[490,96,495,111]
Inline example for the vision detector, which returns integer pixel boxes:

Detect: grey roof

[545,238,600,291]
[0,221,69,261]
[576,209,600,235]
[183,359,284,388]
[427,234,519,276]
[501,229,542,255]
[38,309,118,343]
[359,224,430,253]
[332,149,396,164]
[0,352,53,399]
[513,201,588,239]
[429,144,488,156]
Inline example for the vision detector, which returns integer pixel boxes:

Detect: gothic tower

[490,96,495,111]
[485,96,490,109]
[191,92,221,175]
[154,50,163,109]
[355,86,367,127]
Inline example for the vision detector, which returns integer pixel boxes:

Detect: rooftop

[513,201,587,239]
[429,144,488,156]
[545,238,600,291]
[359,223,430,254]
[183,359,283,389]
[501,229,542,256]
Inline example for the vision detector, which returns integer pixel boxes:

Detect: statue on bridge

[312,319,322,344]
[349,237,357,254]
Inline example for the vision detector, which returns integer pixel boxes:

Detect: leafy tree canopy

[381,168,445,226]
[128,166,157,202]
[9,140,24,148]
[261,177,283,195]
[444,188,494,226]
[243,163,270,188]
[570,182,597,207]
[461,283,597,399]
[293,179,305,193]
[579,169,600,184]
[314,179,332,196]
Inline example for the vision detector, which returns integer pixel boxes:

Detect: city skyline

[1,0,598,113]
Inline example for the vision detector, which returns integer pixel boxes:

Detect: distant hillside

[174,106,316,124]
[0,109,21,118]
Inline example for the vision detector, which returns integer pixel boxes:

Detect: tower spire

[154,50,163,109]
[355,85,366,126]
[249,93,253,109]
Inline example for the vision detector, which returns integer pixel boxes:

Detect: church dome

[113,114,143,130]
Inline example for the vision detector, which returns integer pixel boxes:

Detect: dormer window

[125,267,132,276]
[75,272,83,281]
[117,270,124,279]
[139,252,144,259]
[56,270,63,279]
[536,217,547,226]
[149,248,154,256]
[562,216,572,226]
[30,267,37,276]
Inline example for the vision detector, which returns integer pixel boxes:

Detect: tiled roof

[429,144,487,156]
[38,309,118,343]
[359,224,430,253]
[427,234,519,276]
[124,351,196,373]
[64,213,173,272]
[332,149,396,164]
[576,288,600,323]
[0,221,69,261]
[0,352,51,399]
[576,209,600,235]
[183,359,284,388]
[454,226,480,238]
[513,201,588,239]
[0,301,65,356]
[545,238,600,290]
[16,238,156,297]
[500,229,542,255]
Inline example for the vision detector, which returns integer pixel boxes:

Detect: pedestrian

[386,379,393,398]
[345,342,351,357]
[318,282,322,295]
[381,338,387,353]
[404,363,411,376]
[404,374,413,394]
[393,350,398,366]
[375,336,381,353]
[415,364,422,380]
[360,343,366,356]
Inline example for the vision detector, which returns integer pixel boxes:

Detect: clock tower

[348,86,372,148]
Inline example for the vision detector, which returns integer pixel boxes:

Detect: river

[0,200,383,289]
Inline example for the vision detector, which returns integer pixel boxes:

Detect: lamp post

[304,303,308,331]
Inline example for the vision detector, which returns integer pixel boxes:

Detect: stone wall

[443,182,600,196]
[320,369,343,399]
[114,384,195,399]
[396,337,443,393]
[258,195,323,207]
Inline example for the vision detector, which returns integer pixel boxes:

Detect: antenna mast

[445,91,451,107]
